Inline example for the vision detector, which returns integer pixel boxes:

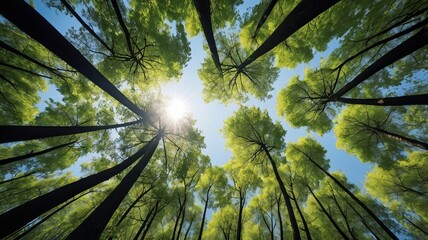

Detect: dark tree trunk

[365,124,428,150]
[330,193,358,240]
[0,171,37,185]
[140,201,160,240]
[307,185,350,240]
[193,0,222,72]
[276,196,284,240]
[236,191,245,240]
[329,26,428,100]
[262,145,301,240]
[291,190,312,240]
[333,18,428,73]
[0,1,149,119]
[171,195,186,240]
[132,206,155,240]
[402,214,428,236]
[294,146,399,240]
[183,217,194,240]
[0,119,144,144]
[114,185,155,228]
[110,0,133,56]
[0,140,77,165]
[13,192,91,240]
[176,200,187,240]
[238,0,340,71]
[252,0,278,40]
[0,134,158,239]
[65,132,161,239]
[336,94,428,106]
[0,61,52,79]
[60,0,114,54]
[197,187,211,240]
[346,200,381,240]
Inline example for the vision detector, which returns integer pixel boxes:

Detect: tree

[335,105,428,166]
[223,106,301,239]
[365,151,428,239]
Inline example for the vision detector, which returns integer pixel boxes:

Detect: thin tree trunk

[132,207,154,240]
[65,132,161,239]
[0,119,143,144]
[402,214,428,236]
[0,171,37,185]
[345,200,381,240]
[238,0,340,71]
[197,187,211,240]
[329,25,428,100]
[0,61,52,79]
[113,185,155,229]
[13,191,91,240]
[276,195,284,240]
[307,185,350,240]
[262,145,301,240]
[0,134,158,239]
[365,124,428,150]
[60,0,114,54]
[193,0,222,72]
[293,146,399,240]
[236,191,244,240]
[333,18,428,73]
[183,217,194,240]
[110,0,133,56]
[176,200,187,240]
[336,94,428,106]
[0,1,149,119]
[171,195,186,240]
[252,0,278,40]
[291,190,312,240]
[0,140,77,165]
[330,192,358,240]
[140,201,160,240]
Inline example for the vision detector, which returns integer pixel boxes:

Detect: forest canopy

[0,0,427,239]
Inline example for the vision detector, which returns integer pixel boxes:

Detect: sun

[165,97,189,123]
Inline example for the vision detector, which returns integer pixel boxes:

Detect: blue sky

[33,0,371,188]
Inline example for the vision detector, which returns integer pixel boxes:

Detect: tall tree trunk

[330,192,358,240]
[0,1,149,120]
[0,134,158,239]
[132,206,155,240]
[0,140,77,165]
[141,201,160,240]
[0,119,143,144]
[329,25,428,100]
[0,171,37,185]
[307,185,350,240]
[252,0,278,40]
[336,94,428,106]
[193,0,222,72]
[333,18,428,73]
[176,200,187,240]
[262,145,301,240]
[110,0,133,56]
[236,191,245,240]
[60,0,114,54]
[238,0,340,71]
[291,190,312,240]
[402,214,428,236]
[294,146,399,240]
[345,200,381,240]
[183,217,194,240]
[12,191,91,240]
[364,124,428,150]
[113,185,155,228]
[171,195,186,240]
[65,132,161,239]
[276,195,284,240]
[197,187,211,240]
